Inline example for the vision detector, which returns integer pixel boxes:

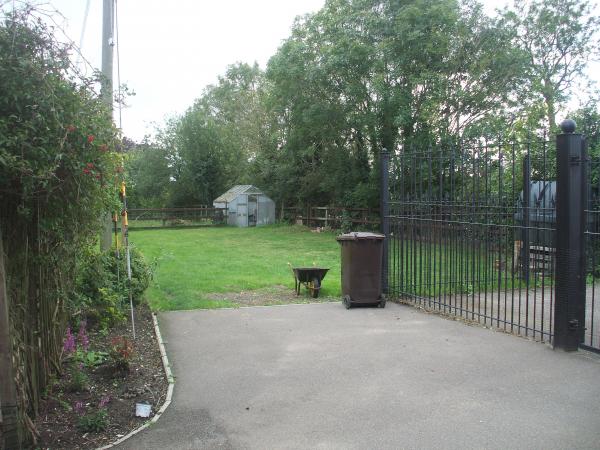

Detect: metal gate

[382,122,599,352]
[584,154,600,351]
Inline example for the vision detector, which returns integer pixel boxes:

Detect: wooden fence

[282,206,380,230]
[127,208,227,229]
[124,206,379,231]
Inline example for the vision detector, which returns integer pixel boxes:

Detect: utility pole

[100,0,114,251]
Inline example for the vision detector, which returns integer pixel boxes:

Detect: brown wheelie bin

[336,232,385,309]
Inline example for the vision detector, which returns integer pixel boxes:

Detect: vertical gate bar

[498,149,509,330]
[484,142,490,324]
[428,145,434,303]
[586,152,593,347]
[437,147,441,306]
[380,148,390,296]
[451,143,456,314]
[498,148,504,328]
[476,145,481,321]
[440,144,445,311]
[404,151,408,297]
[523,152,531,334]
[410,150,415,299]
[540,137,554,341]
[418,151,423,300]
[471,146,476,319]
[510,141,516,332]
[582,135,590,344]
[540,138,547,338]
[460,144,465,317]
[591,158,600,347]
[554,119,586,351]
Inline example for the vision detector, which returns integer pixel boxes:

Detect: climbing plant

[0,6,121,443]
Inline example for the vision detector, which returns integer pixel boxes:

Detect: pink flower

[74,401,85,415]
[63,327,76,354]
[99,395,110,408]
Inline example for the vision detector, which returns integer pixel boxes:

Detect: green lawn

[130,225,341,310]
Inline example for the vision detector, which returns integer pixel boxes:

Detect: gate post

[380,148,390,295]
[554,119,587,351]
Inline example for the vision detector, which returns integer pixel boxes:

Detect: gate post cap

[560,119,576,134]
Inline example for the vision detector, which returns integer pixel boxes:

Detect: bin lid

[336,232,385,241]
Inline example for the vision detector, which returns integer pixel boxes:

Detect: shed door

[248,195,258,227]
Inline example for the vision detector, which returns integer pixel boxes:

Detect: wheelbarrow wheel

[343,295,352,309]
[310,277,320,298]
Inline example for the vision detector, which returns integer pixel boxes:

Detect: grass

[130,225,341,310]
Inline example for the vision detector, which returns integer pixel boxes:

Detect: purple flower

[99,395,110,408]
[74,401,85,416]
[63,327,76,354]
[78,320,89,352]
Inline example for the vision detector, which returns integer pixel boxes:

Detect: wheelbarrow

[290,266,329,298]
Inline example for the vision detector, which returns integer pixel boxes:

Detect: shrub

[68,247,153,328]
[109,336,134,374]
[65,364,89,393]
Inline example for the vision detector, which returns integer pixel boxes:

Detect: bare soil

[205,284,338,306]
[32,304,168,450]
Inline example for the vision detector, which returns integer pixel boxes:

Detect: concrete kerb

[96,313,175,450]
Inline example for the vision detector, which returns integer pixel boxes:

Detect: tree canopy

[127,0,599,210]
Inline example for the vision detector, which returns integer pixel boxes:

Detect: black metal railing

[584,155,600,352]
[386,137,557,343]
[383,125,599,352]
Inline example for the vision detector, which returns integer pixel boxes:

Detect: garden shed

[213,185,275,227]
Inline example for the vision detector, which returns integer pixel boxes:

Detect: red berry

[87,135,95,144]
[86,162,94,168]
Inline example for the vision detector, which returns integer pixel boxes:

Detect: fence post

[380,148,390,295]
[0,228,22,449]
[554,119,587,351]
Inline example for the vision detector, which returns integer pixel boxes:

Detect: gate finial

[560,119,576,134]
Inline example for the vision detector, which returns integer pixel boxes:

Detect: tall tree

[501,0,600,131]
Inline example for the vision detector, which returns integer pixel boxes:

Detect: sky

[15,0,598,141]
[38,0,326,141]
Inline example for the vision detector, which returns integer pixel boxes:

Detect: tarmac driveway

[118,302,600,450]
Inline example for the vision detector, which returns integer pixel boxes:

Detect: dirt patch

[205,285,338,306]
[32,304,168,449]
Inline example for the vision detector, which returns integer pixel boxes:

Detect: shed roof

[213,185,265,203]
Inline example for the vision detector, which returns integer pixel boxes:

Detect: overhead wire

[76,0,91,69]
[114,0,123,130]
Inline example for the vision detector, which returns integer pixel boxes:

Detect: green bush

[68,247,153,328]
